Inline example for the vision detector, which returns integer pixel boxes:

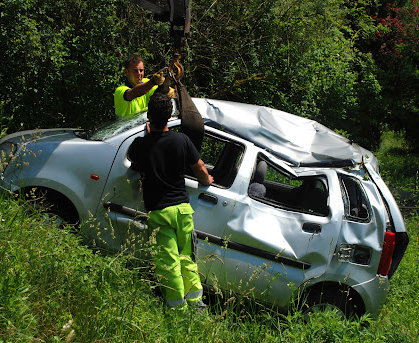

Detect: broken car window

[339,174,370,222]
[185,130,244,188]
[249,157,329,216]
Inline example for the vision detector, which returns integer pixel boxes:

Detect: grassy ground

[0,131,418,342]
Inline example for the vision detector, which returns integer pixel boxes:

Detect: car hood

[0,128,80,145]
[193,98,378,169]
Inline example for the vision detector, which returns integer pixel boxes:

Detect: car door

[183,126,246,285]
[220,153,343,308]
[93,125,149,257]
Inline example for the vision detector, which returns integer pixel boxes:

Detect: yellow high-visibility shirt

[114,78,157,117]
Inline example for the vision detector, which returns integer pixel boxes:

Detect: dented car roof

[193,98,378,169]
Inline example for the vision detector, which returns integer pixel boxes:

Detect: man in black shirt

[128,93,213,309]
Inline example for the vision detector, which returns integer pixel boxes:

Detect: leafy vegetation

[1,0,418,151]
[376,130,419,207]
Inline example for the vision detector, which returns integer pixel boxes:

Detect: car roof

[193,98,378,169]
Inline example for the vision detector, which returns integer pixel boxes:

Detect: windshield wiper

[73,129,89,140]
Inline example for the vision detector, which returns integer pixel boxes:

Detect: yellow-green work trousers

[147,203,203,308]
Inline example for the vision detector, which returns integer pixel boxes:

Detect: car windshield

[87,113,148,141]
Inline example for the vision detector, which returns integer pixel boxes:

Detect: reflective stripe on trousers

[148,203,203,308]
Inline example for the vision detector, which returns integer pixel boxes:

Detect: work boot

[189,300,207,314]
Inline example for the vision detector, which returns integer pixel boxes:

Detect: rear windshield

[87,113,148,141]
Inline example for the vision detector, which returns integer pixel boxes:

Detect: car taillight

[377,231,396,276]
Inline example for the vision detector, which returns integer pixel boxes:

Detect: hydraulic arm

[133,0,190,48]
[133,0,190,79]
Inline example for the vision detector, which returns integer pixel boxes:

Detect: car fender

[4,139,118,221]
[302,270,388,318]
[16,177,89,220]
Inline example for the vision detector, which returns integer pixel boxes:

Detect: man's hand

[190,159,213,186]
[145,122,151,134]
[151,71,165,86]
[167,87,176,99]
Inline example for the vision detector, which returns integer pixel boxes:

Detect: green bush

[0,0,125,132]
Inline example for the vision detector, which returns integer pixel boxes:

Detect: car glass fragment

[73,129,88,139]
[262,151,297,178]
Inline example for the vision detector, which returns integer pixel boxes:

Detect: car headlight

[0,141,17,172]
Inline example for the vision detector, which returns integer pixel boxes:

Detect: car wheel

[301,283,363,320]
[22,187,79,230]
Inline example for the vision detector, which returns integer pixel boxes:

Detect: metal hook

[168,53,184,80]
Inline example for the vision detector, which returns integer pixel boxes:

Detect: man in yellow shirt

[114,55,165,117]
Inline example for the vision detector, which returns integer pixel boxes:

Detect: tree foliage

[0,0,124,130]
[367,0,419,148]
[0,0,417,150]
[186,0,385,147]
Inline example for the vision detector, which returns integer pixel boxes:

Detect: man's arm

[125,81,156,101]
[127,138,143,172]
[190,159,214,186]
[125,72,165,101]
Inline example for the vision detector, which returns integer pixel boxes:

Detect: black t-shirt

[127,130,200,211]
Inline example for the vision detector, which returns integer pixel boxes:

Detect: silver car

[0,98,408,318]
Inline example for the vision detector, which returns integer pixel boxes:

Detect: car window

[186,130,245,188]
[248,156,329,216]
[339,174,370,222]
[87,113,148,141]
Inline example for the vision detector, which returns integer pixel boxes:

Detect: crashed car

[0,98,408,318]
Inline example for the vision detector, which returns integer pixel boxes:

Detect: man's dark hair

[124,55,144,69]
[148,93,173,130]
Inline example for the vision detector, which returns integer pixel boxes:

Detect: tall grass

[0,199,418,342]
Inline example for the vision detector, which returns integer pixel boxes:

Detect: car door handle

[302,222,322,233]
[198,193,218,205]
[103,202,148,221]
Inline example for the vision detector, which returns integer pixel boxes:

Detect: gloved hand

[167,87,176,99]
[151,71,165,86]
